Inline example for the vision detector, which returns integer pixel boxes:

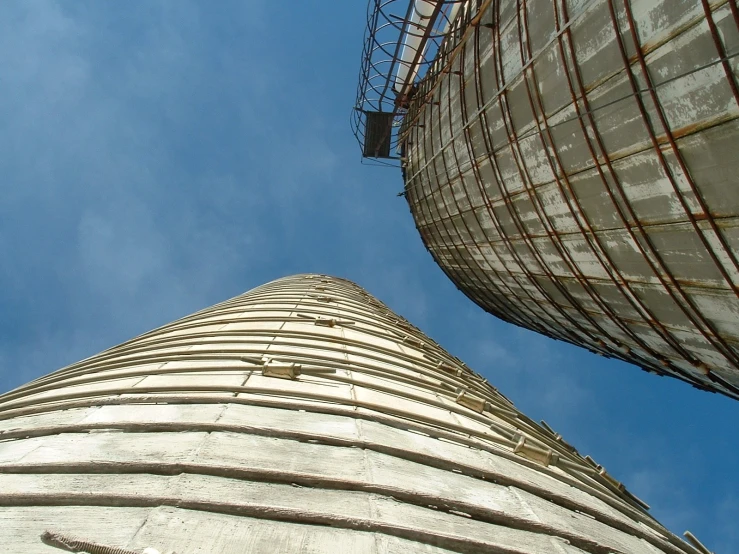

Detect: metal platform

[351,0,466,163]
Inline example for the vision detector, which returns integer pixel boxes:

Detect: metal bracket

[262,359,337,381]
[309,295,334,303]
[402,335,425,348]
[435,360,462,376]
[240,355,267,366]
[512,435,558,467]
[540,420,576,452]
[455,389,486,412]
[242,355,336,380]
[683,531,714,554]
[296,313,356,328]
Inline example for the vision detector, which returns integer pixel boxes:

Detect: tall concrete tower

[0,275,708,553]
[354,0,739,398]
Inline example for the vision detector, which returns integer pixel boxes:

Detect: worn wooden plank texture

[0,275,698,553]
[0,402,672,544]
[0,473,593,554]
[0,505,462,554]
[131,506,463,554]
[0,506,152,553]
[0,429,679,553]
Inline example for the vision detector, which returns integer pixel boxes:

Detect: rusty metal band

[484,0,613,345]
[409,0,711,380]
[399,0,739,397]
[453,31,567,335]
[410,5,601,347]
[556,0,739,389]
[701,0,739,126]
[503,0,664,357]
[603,0,739,373]
[409,89,552,336]
[549,0,716,387]
[621,0,739,288]
[514,0,682,376]
[435,36,567,335]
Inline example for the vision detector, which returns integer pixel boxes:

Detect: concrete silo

[354,0,739,398]
[0,275,710,553]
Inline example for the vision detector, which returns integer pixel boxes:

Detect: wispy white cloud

[0,0,428,390]
[0,1,274,384]
[713,493,739,552]
[453,308,594,422]
[625,468,698,534]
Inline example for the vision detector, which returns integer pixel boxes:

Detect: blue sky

[0,1,736,550]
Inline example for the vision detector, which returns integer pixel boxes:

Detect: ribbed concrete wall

[400,0,739,398]
[0,275,700,553]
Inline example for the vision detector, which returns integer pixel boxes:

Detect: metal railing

[351,0,466,164]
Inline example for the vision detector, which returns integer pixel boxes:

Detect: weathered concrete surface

[401,0,739,397]
[0,275,699,552]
